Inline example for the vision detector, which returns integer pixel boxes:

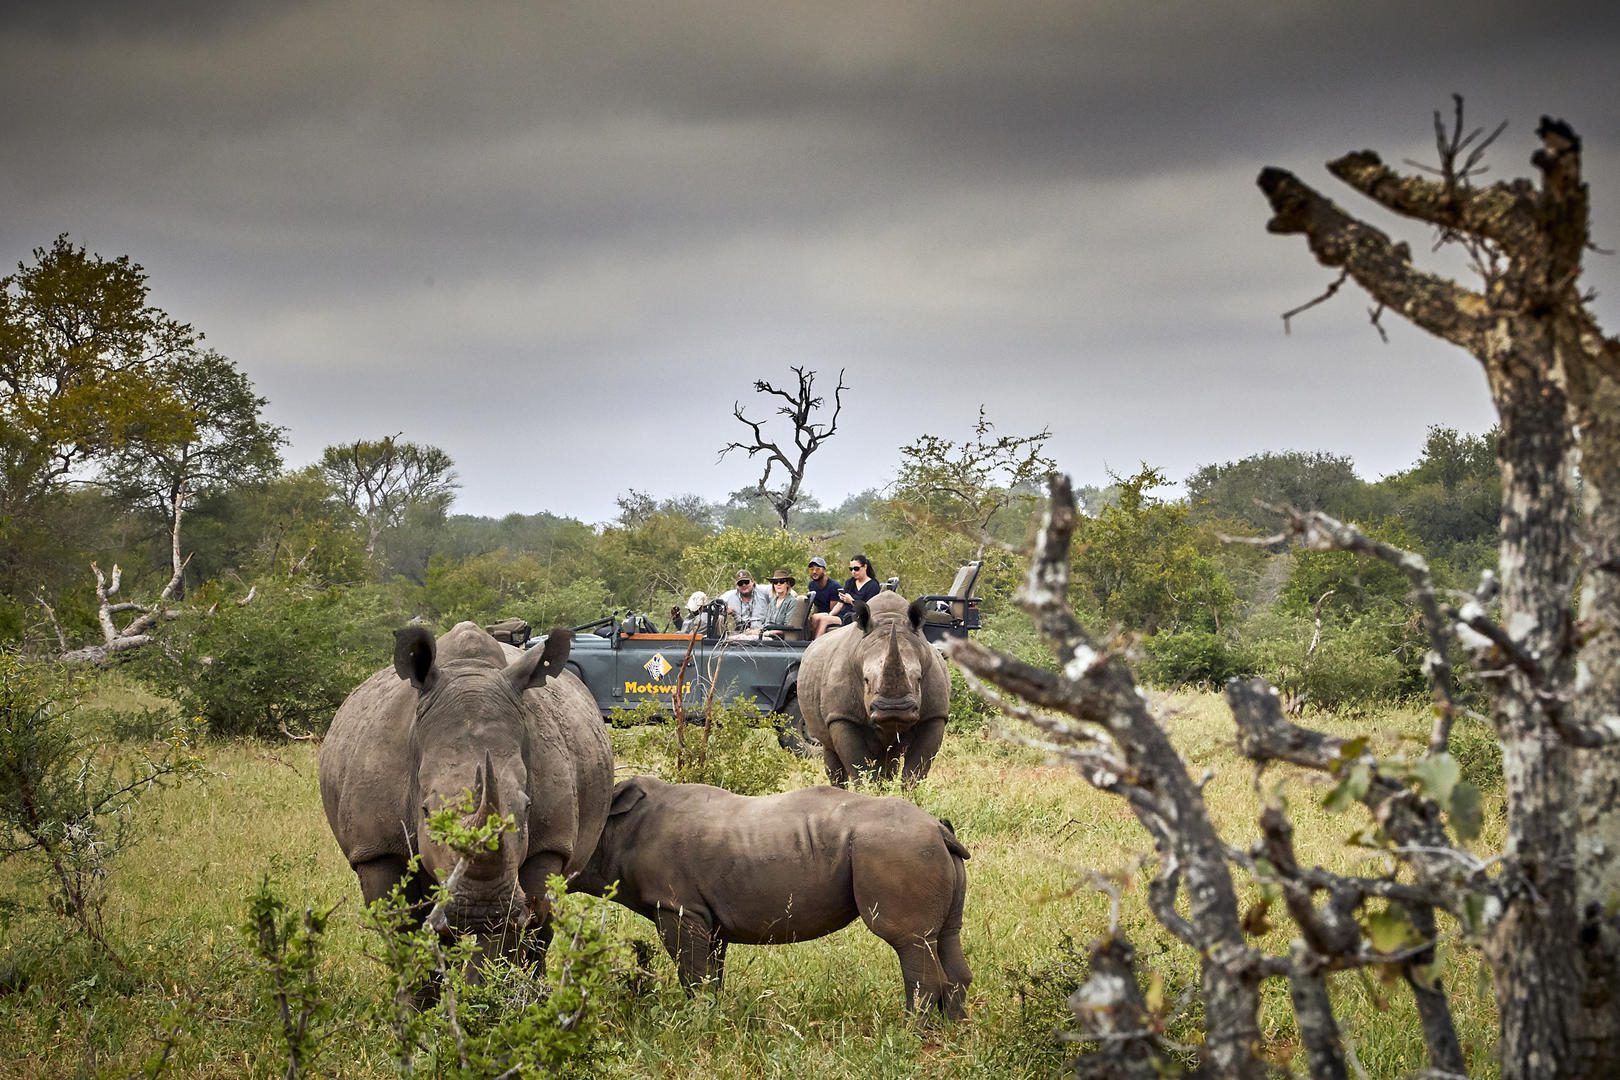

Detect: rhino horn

[472,749,500,820]
[879,625,910,698]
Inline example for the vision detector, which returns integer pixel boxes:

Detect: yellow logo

[643,653,672,680]
[624,681,682,695]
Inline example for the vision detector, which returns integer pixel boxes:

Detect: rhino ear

[906,597,927,632]
[394,626,438,692]
[608,777,647,817]
[508,627,573,694]
[855,600,873,634]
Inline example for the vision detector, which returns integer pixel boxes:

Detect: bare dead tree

[950,108,1620,1078]
[35,485,253,663]
[718,366,846,530]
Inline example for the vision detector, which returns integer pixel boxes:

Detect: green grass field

[0,686,1503,1078]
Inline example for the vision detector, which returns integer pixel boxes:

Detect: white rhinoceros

[798,591,950,786]
[319,621,612,963]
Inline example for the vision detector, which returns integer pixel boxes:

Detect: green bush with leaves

[676,527,813,603]
[0,652,200,960]
[128,581,409,738]
[1140,629,1255,690]
[613,697,792,795]
[1241,608,1416,713]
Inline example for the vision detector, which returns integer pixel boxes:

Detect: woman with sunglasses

[836,554,881,626]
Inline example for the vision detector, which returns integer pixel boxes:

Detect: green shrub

[613,697,792,795]
[1241,609,1415,714]
[127,581,409,738]
[1141,630,1254,690]
[0,652,200,958]
[947,664,995,733]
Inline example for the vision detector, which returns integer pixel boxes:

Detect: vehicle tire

[774,696,820,758]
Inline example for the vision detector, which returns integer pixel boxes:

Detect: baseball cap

[808,556,827,568]
[734,569,754,584]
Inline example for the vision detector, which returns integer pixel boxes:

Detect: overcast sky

[4,2,1617,522]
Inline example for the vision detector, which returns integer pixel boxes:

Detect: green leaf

[1411,752,1460,810]
[1364,907,1420,954]
[1449,781,1483,841]
[1322,760,1371,812]
[1335,736,1370,774]
[1346,826,1389,848]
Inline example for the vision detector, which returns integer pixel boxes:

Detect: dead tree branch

[717,366,845,529]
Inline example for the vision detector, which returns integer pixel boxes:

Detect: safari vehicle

[502,561,984,733]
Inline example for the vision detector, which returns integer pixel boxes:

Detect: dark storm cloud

[2,1,1617,520]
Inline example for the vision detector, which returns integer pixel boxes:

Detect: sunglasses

[849,566,862,571]
[770,579,790,585]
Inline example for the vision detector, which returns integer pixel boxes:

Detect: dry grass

[0,687,1502,1078]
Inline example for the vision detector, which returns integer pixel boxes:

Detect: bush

[1141,630,1255,690]
[0,652,200,957]
[612,697,792,795]
[1241,609,1415,714]
[127,581,409,738]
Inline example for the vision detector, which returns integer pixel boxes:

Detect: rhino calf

[574,776,972,1019]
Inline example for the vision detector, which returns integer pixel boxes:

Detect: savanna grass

[0,685,1502,1078]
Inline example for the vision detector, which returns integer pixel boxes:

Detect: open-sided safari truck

[491,561,984,740]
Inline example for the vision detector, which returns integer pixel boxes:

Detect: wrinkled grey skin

[319,621,613,965]
[574,776,972,1019]
[799,591,951,786]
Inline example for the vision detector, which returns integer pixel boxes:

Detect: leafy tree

[594,504,711,612]
[1185,449,1366,531]
[1069,466,1236,635]
[191,467,369,585]
[0,237,198,590]
[99,350,285,596]
[1379,425,1501,571]
[319,436,458,559]
[890,407,1055,549]
[676,527,810,604]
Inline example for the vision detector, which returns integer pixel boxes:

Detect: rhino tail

[938,819,970,861]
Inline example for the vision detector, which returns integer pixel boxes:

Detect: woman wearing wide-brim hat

[763,567,799,631]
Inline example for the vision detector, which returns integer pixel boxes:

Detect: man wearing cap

[718,569,771,632]
[805,556,842,639]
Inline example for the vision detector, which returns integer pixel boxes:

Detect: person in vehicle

[679,591,711,634]
[718,569,771,633]
[837,554,882,625]
[758,567,801,638]
[805,555,843,639]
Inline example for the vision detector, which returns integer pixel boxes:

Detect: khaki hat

[686,591,709,612]
[768,567,796,586]
[733,569,754,584]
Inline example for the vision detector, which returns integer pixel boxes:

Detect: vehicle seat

[920,561,983,626]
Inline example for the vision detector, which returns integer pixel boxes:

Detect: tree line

[0,229,1502,739]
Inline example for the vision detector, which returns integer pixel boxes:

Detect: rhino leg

[824,719,882,786]
[654,907,725,990]
[517,852,567,965]
[900,718,946,787]
[354,855,429,909]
